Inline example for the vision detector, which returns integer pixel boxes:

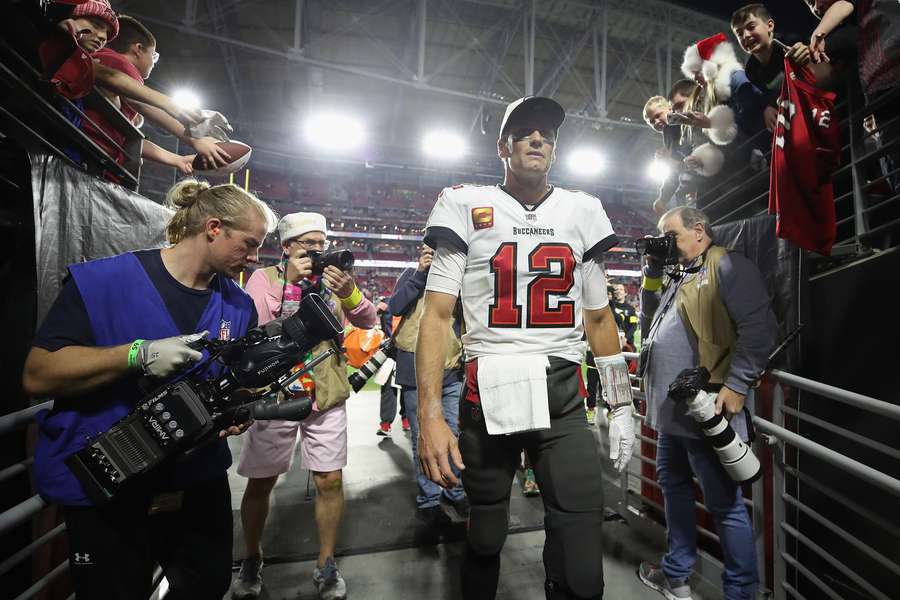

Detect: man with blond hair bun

[24,179,277,600]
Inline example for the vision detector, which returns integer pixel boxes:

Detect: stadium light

[567,148,605,176]
[646,158,671,182]
[172,89,201,110]
[422,130,467,159]
[304,113,366,151]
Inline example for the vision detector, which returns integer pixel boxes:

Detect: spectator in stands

[637,206,776,600]
[731,4,813,133]
[233,212,376,600]
[40,1,203,163]
[678,33,767,207]
[803,1,857,65]
[98,16,232,171]
[23,178,277,600]
[388,244,468,526]
[644,79,701,215]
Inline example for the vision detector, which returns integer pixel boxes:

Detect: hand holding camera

[287,247,314,282]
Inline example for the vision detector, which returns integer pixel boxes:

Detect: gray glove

[137,331,207,378]
[187,110,233,142]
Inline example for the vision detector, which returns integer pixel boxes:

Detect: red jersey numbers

[488,242,576,328]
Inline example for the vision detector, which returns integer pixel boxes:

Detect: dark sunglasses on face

[509,127,556,145]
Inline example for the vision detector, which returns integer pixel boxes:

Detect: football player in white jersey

[415,96,635,600]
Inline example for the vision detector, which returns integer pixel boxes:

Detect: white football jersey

[424,184,618,363]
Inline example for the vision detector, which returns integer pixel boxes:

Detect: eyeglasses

[291,238,330,250]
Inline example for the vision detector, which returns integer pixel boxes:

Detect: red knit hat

[72,0,119,41]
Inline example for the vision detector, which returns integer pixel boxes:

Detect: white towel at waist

[476,355,550,435]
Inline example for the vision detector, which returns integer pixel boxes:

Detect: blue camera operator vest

[32,252,253,506]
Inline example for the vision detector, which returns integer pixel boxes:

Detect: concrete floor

[225,389,722,600]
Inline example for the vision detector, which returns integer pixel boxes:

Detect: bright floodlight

[422,130,467,159]
[304,113,365,151]
[567,148,605,176]
[646,158,672,182]
[172,89,201,110]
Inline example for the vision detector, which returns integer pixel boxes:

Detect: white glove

[594,353,636,472]
[687,390,718,423]
[137,331,207,378]
[187,110,232,141]
[606,404,635,472]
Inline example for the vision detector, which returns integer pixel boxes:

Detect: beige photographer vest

[257,266,350,411]
[675,246,737,385]
[392,294,462,370]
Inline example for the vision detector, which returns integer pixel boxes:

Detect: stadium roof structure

[124,0,729,189]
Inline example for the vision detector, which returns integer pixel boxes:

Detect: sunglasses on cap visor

[508,126,556,144]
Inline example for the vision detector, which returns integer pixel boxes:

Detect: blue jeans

[656,433,758,600]
[403,382,466,509]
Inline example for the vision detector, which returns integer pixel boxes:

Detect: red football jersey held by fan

[769,58,841,255]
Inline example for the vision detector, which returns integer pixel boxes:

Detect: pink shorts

[236,403,348,478]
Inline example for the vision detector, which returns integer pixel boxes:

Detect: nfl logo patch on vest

[219,319,232,340]
[472,207,494,230]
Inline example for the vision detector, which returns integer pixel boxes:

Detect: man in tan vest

[232,213,377,600]
[637,206,776,600]
[388,243,468,526]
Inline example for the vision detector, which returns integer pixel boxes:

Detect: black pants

[378,380,405,424]
[459,357,605,600]
[63,475,233,600]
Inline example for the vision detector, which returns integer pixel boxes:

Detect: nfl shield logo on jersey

[219,319,232,340]
[472,207,494,230]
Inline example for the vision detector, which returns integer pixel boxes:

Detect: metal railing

[693,82,900,260]
[609,352,900,600]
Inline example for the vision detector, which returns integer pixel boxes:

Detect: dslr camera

[634,232,679,265]
[307,249,354,275]
[668,367,761,483]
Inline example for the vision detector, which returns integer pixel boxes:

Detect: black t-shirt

[744,32,805,108]
[34,249,258,351]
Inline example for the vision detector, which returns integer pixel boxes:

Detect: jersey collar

[497,184,554,212]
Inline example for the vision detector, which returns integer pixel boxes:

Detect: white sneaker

[313,556,347,600]
[231,555,263,599]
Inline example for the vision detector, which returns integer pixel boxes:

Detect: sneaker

[522,468,540,497]
[585,407,596,425]
[312,556,347,600]
[637,562,693,600]
[376,422,391,437]
[401,416,411,432]
[417,504,451,527]
[231,554,263,599]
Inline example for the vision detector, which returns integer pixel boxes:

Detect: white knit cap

[277,212,327,244]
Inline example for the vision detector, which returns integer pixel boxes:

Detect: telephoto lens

[348,339,394,392]
[668,367,761,483]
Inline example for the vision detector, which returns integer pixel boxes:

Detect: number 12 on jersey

[488,242,576,328]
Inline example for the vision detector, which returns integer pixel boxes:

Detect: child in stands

[92,15,231,172]
[730,4,812,132]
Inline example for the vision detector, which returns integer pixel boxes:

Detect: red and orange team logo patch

[472,207,494,230]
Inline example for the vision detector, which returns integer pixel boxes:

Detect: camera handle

[269,346,336,399]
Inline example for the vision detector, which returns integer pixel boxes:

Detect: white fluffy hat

[277,212,327,243]
[681,32,741,101]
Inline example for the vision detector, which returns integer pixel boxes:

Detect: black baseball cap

[498,96,566,139]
